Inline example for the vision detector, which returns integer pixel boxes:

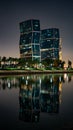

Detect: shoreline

[0,69,73,75]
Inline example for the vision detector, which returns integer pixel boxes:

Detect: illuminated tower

[19,19,41,61]
[19,20,62,62]
[40,28,60,61]
[59,38,62,60]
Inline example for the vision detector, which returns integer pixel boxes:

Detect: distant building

[59,38,62,61]
[19,19,62,61]
[19,19,41,61]
[40,28,60,61]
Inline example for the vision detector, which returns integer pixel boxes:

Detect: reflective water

[0,74,73,130]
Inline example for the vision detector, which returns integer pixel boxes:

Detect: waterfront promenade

[0,69,73,75]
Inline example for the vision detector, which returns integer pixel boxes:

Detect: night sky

[0,0,73,65]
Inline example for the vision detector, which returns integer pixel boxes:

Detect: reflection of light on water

[59,83,62,104]
[50,77,53,83]
[13,78,16,84]
[64,73,68,81]
[39,78,41,84]
[22,76,24,80]
[64,73,67,79]
[8,82,10,88]
[27,76,29,80]
[59,76,61,82]
[59,83,62,92]
[26,80,28,85]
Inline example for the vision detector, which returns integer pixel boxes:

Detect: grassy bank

[0,69,73,75]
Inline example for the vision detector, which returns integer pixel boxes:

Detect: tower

[19,19,41,61]
[40,28,60,61]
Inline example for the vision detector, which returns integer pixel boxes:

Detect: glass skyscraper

[19,19,41,61]
[19,19,61,61]
[40,28,60,60]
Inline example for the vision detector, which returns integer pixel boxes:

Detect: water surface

[0,74,73,130]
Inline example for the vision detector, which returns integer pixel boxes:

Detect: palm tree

[61,61,65,69]
[2,56,7,68]
[18,58,26,68]
[68,60,72,69]
[7,57,13,67]
[12,57,18,68]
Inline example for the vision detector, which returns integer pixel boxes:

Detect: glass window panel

[33,32,40,43]
[33,20,40,31]
[32,45,40,56]
[20,20,32,33]
[20,33,32,45]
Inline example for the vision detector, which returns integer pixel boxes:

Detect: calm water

[0,74,73,130]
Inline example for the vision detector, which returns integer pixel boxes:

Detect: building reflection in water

[0,74,72,122]
[0,77,19,90]
[40,75,59,113]
[19,74,64,122]
[19,76,40,122]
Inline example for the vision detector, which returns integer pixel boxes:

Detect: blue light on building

[19,19,41,61]
[40,28,60,61]
[19,19,61,61]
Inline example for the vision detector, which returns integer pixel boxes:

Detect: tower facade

[19,19,61,62]
[40,28,60,61]
[19,19,41,61]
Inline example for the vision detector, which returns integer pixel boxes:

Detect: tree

[8,57,13,65]
[2,56,7,68]
[60,61,65,69]
[18,58,26,68]
[41,58,53,68]
[53,59,59,68]
[68,60,72,69]
[31,59,40,68]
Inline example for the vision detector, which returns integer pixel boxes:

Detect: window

[33,32,40,43]
[33,20,40,31]
[32,45,40,56]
